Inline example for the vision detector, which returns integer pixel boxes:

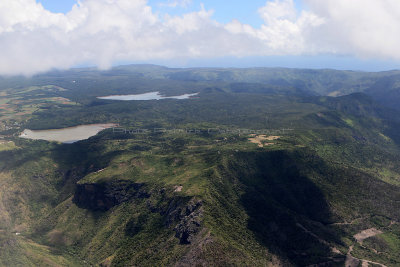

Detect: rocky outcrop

[170,199,203,244]
[73,180,149,211]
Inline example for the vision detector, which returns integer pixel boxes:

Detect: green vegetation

[0,141,17,151]
[0,232,81,267]
[0,65,400,266]
[353,225,400,266]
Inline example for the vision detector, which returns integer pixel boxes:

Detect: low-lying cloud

[0,0,399,75]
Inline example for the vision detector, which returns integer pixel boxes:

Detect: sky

[38,0,302,27]
[1,0,400,75]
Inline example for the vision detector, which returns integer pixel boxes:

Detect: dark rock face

[73,180,149,211]
[171,199,203,244]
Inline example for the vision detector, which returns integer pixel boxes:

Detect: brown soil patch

[345,228,387,267]
[354,228,382,243]
[174,185,183,192]
[248,135,280,147]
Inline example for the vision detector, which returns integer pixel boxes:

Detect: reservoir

[19,123,116,143]
[97,91,198,101]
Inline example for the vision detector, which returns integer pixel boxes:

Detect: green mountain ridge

[0,66,400,266]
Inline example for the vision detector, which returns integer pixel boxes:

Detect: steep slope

[2,116,400,266]
[365,74,400,110]
[1,69,400,266]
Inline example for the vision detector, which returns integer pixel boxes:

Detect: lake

[97,91,198,101]
[19,123,117,143]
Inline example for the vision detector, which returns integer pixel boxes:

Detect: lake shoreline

[97,91,198,101]
[19,123,117,143]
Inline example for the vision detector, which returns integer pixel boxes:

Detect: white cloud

[304,0,400,59]
[225,0,323,55]
[0,0,400,75]
[159,0,192,8]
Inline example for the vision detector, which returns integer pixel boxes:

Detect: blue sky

[38,0,77,14]
[1,0,399,75]
[38,0,303,28]
[37,0,277,27]
[37,0,270,26]
[151,0,304,26]
[148,0,270,27]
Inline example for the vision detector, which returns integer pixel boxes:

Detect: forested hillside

[0,66,399,266]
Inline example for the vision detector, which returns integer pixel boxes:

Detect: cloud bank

[0,0,399,75]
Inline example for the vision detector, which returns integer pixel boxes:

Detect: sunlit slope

[1,68,400,265]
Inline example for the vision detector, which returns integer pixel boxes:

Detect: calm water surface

[19,123,116,143]
[97,91,198,101]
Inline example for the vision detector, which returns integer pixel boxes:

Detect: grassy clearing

[0,141,17,151]
[0,232,81,267]
[375,168,400,186]
[343,118,354,127]
[0,85,76,126]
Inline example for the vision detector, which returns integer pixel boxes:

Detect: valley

[0,65,400,266]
